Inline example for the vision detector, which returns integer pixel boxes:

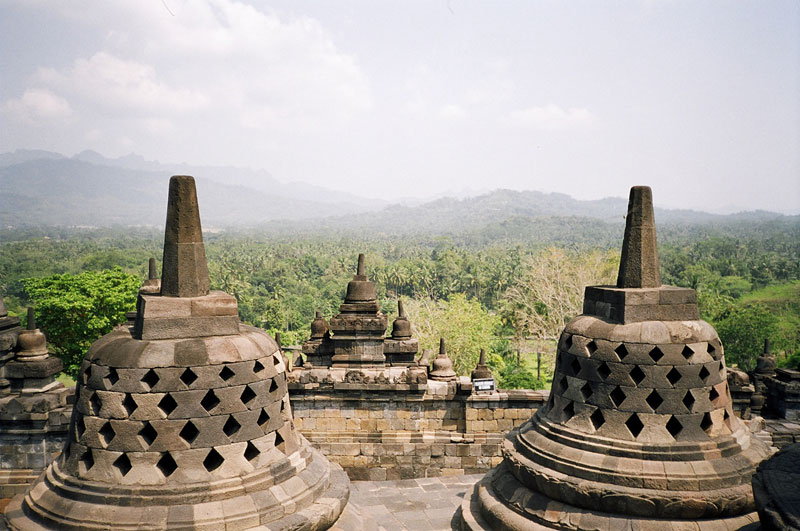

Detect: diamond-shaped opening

[707,343,716,357]
[649,346,664,363]
[180,368,198,387]
[113,453,132,476]
[586,340,597,356]
[244,441,260,462]
[157,453,178,477]
[559,376,568,393]
[630,366,646,385]
[718,361,724,372]
[219,366,235,382]
[563,401,575,421]
[104,367,119,386]
[241,386,256,405]
[83,365,92,385]
[273,354,281,366]
[699,366,710,382]
[257,409,270,428]
[179,421,199,444]
[598,361,611,380]
[681,345,694,360]
[590,409,605,430]
[203,448,224,472]
[646,390,664,411]
[223,415,241,437]
[666,416,683,438]
[253,360,265,373]
[666,367,682,386]
[139,422,158,446]
[274,431,285,449]
[626,413,644,438]
[723,409,731,429]
[280,398,286,413]
[570,358,581,376]
[580,382,593,400]
[201,390,220,412]
[122,394,137,416]
[80,449,94,470]
[683,391,695,411]
[701,412,713,433]
[564,334,573,350]
[269,379,279,394]
[615,343,628,360]
[76,416,86,440]
[141,368,160,390]
[158,394,178,416]
[610,386,626,407]
[709,386,720,402]
[99,421,115,446]
[90,392,102,415]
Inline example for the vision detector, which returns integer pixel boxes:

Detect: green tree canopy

[715,303,779,371]
[23,267,140,377]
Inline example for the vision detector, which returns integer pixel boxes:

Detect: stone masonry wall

[289,388,547,480]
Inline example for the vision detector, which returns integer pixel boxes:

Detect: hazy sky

[1,1,798,213]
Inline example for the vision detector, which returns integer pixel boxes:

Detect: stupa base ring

[5,445,349,531]
[460,463,761,531]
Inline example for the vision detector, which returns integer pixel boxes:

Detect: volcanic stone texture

[753,443,800,530]
[462,317,772,530]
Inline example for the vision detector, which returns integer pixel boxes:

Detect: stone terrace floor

[347,474,483,531]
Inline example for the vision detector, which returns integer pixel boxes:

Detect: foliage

[497,362,547,390]
[714,304,779,371]
[404,294,505,375]
[501,247,618,340]
[22,268,140,377]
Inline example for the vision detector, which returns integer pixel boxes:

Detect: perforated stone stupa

[461,186,772,530]
[5,176,352,530]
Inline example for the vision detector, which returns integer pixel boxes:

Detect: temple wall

[289,387,547,480]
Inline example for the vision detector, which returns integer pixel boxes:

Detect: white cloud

[508,104,596,131]
[1,88,73,124]
[2,0,372,151]
[37,52,208,114]
[439,104,466,120]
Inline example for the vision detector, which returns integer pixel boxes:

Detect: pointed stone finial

[471,348,493,381]
[357,253,366,277]
[439,337,446,355]
[764,338,770,354]
[148,257,158,280]
[479,348,486,365]
[316,310,322,319]
[344,253,376,303]
[398,299,406,318]
[26,307,36,330]
[160,176,210,298]
[390,299,412,339]
[617,186,661,288]
[430,337,457,381]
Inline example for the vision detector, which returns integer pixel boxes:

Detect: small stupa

[430,339,457,382]
[5,176,352,530]
[461,186,772,530]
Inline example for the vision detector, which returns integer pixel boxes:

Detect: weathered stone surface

[160,175,210,298]
[753,443,800,531]
[617,185,661,288]
[4,176,353,530]
[461,186,772,530]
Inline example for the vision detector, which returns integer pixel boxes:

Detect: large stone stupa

[461,186,772,530]
[5,176,352,530]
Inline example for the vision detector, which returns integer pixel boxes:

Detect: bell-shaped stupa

[6,176,352,530]
[461,186,772,530]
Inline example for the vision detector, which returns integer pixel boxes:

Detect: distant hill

[1,150,796,244]
[0,151,385,227]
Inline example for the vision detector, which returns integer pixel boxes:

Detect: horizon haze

[1,1,798,214]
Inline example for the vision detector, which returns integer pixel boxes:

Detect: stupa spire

[160,175,210,297]
[617,185,661,288]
